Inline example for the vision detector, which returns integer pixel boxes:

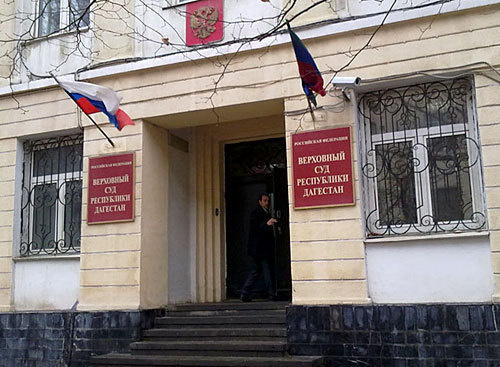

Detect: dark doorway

[224,138,291,300]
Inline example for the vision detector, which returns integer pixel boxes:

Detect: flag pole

[286,22,316,122]
[306,95,316,122]
[50,73,115,147]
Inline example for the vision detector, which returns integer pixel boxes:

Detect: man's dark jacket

[247,206,274,259]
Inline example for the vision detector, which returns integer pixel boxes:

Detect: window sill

[364,230,490,244]
[13,254,80,262]
[23,27,90,46]
[162,0,198,10]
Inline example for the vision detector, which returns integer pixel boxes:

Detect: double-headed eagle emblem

[190,6,218,39]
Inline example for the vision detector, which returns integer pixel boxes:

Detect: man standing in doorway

[240,193,278,302]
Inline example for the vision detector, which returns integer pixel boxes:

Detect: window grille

[358,78,486,237]
[20,135,83,256]
[225,138,287,177]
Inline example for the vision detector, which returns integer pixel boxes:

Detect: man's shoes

[268,295,279,301]
[240,294,252,302]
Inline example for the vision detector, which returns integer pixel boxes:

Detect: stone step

[91,353,324,367]
[143,327,286,339]
[130,340,286,357]
[166,308,285,317]
[166,301,289,312]
[90,302,321,367]
[155,315,285,327]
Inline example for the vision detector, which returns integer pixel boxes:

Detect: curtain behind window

[38,0,61,37]
[69,0,90,30]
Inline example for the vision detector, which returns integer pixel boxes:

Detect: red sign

[292,127,354,209]
[186,0,223,46]
[87,153,135,224]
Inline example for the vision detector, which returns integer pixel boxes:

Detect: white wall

[137,0,283,58]
[21,35,92,81]
[14,0,92,82]
[14,258,80,310]
[167,129,194,304]
[366,235,494,303]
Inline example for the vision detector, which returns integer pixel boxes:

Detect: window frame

[20,135,83,257]
[35,0,91,38]
[359,78,486,238]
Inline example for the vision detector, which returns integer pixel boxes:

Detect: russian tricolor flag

[288,25,326,105]
[58,80,135,131]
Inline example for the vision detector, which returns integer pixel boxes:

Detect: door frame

[193,116,285,303]
[221,136,289,300]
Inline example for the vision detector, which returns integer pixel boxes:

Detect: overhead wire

[284,61,500,117]
[359,61,500,84]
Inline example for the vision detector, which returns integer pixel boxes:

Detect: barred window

[20,135,83,256]
[358,79,486,237]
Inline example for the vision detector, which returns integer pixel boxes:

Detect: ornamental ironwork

[225,138,286,177]
[20,135,83,256]
[358,79,486,237]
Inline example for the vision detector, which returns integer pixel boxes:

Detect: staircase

[91,301,324,366]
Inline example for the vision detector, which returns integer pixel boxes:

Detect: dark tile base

[0,309,159,367]
[286,304,500,366]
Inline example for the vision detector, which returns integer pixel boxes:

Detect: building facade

[0,0,499,365]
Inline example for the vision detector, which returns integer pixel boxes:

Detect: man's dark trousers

[241,204,277,299]
[241,256,275,298]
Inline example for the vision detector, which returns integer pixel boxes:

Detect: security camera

[330,76,361,88]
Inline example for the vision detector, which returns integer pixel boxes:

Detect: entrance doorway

[224,138,291,300]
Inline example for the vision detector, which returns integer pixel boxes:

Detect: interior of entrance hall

[225,138,291,300]
[159,107,286,304]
